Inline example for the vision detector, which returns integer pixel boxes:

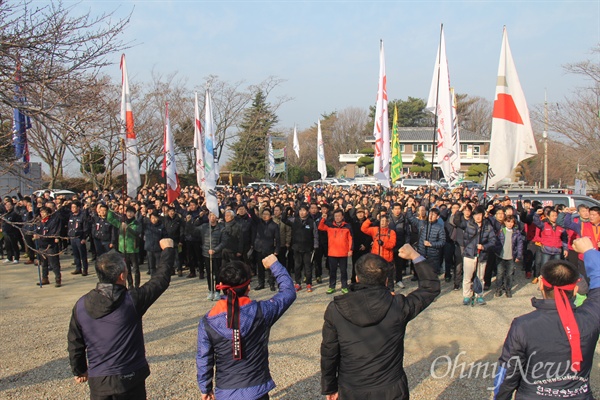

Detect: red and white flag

[120,54,141,198]
[162,102,180,204]
[487,27,537,187]
[426,25,461,186]
[194,92,206,191]
[373,40,390,188]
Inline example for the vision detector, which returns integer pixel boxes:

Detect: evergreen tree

[229,91,279,179]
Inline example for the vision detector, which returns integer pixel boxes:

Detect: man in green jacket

[108,206,142,288]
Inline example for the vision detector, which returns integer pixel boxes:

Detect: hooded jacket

[67,248,175,396]
[321,257,440,400]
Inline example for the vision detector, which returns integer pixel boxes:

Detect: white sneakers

[206,291,221,301]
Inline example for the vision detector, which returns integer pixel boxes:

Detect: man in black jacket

[493,237,600,399]
[1,199,22,263]
[68,201,91,276]
[251,208,281,291]
[283,203,318,292]
[91,203,117,259]
[68,238,175,400]
[321,244,441,400]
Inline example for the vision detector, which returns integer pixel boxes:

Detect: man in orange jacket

[362,215,397,291]
[319,209,353,294]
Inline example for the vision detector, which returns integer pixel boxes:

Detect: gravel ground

[0,255,598,400]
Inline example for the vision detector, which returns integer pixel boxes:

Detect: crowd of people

[1,181,597,304]
[1,180,599,399]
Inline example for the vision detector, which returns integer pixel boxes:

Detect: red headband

[540,276,582,372]
[215,279,251,360]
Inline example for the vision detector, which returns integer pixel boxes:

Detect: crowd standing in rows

[1,180,599,399]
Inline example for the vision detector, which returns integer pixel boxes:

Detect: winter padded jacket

[251,219,281,255]
[68,248,175,396]
[321,257,441,400]
[318,218,353,257]
[406,208,446,260]
[197,261,296,400]
[361,219,396,262]
[453,212,497,261]
[284,214,319,253]
[142,218,167,253]
[493,249,600,399]
[494,227,524,261]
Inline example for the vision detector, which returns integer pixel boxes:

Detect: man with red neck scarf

[197,255,295,400]
[493,236,600,399]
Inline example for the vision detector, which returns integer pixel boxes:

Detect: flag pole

[425,23,444,255]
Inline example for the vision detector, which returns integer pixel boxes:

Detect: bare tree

[192,75,291,166]
[288,107,369,174]
[531,45,600,186]
[1,1,131,129]
[455,94,493,137]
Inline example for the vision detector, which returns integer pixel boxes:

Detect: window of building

[412,144,432,153]
[473,145,481,156]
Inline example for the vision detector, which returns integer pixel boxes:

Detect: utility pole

[543,89,548,189]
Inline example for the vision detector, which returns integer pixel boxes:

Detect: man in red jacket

[319,209,353,294]
[362,214,397,291]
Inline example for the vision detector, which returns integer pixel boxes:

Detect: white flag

[373,40,390,188]
[193,92,206,191]
[425,26,460,186]
[450,87,462,185]
[268,135,275,177]
[487,27,537,188]
[317,119,327,180]
[204,89,219,217]
[120,54,141,198]
[293,124,300,158]
[162,102,180,204]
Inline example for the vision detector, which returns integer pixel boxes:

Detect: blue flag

[13,69,31,173]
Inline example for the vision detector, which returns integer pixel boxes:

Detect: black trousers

[256,251,274,286]
[185,240,203,275]
[90,380,146,400]
[124,253,140,289]
[204,256,222,292]
[328,256,348,289]
[294,250,312,285]
[454,245,464,287]
[443,241,456,278]
[24,233,36,261]
[393,250,408,281]
[484,252,497,287]
[40,244,60,281]
[4,233,20,261]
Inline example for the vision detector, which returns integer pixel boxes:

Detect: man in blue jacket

[493,236,600,399]
[197,254,296,400]
[68,238,175,399]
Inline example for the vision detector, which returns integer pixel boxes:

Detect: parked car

[480,192,600,208]
[307,178,343,187]
[33,189,77,198]
[399,179,444,191]
[246,182,279,190]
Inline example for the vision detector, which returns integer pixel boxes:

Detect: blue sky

[31,0,596,175]
[71,0,599,134]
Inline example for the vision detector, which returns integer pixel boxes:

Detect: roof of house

[365,127,489,142]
